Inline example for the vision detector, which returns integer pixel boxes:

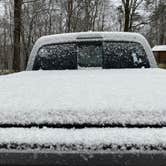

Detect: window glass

[77,42,102,68]
[103,42,150,68]
[33,41,150,70]
[33,44,77,70]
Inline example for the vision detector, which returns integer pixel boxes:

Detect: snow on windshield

[33,43,77,70]
[32,41,150,70]
[103,42,150,69]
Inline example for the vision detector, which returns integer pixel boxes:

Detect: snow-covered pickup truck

[1,32,166,166]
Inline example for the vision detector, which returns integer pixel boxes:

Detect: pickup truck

[0,32,166,166]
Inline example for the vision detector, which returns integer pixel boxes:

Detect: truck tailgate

[1,150,166,166]
[0,127,166,165]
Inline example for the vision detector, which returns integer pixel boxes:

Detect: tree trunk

[124,0,130,32]
[13,0,22,71]
[159,0,166,44]
[84,0,90,31]
[66,0,73,32]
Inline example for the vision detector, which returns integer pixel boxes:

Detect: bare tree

[145,0,166,45]
[121,0,144,31]
[0,0,164,72]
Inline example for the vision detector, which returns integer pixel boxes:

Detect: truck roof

[27,32,157,70]
[32,32,149,44]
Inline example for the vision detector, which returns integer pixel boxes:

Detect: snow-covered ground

[0,68,166,126]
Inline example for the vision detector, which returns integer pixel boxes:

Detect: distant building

[152,45,166,67]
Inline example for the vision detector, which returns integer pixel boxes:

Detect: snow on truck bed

[0,68,166,126]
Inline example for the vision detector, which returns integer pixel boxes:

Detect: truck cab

[27,32,157,70]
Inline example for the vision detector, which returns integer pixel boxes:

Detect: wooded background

[0,0,165,71]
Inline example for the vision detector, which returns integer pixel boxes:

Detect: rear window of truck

[32,41,150,70]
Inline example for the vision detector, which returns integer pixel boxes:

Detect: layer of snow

[152,45,166,52]
[0,128,166,151]
[27,32,157,70]
[0,68,166,125]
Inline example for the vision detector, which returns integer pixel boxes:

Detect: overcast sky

[0,2,4,16]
